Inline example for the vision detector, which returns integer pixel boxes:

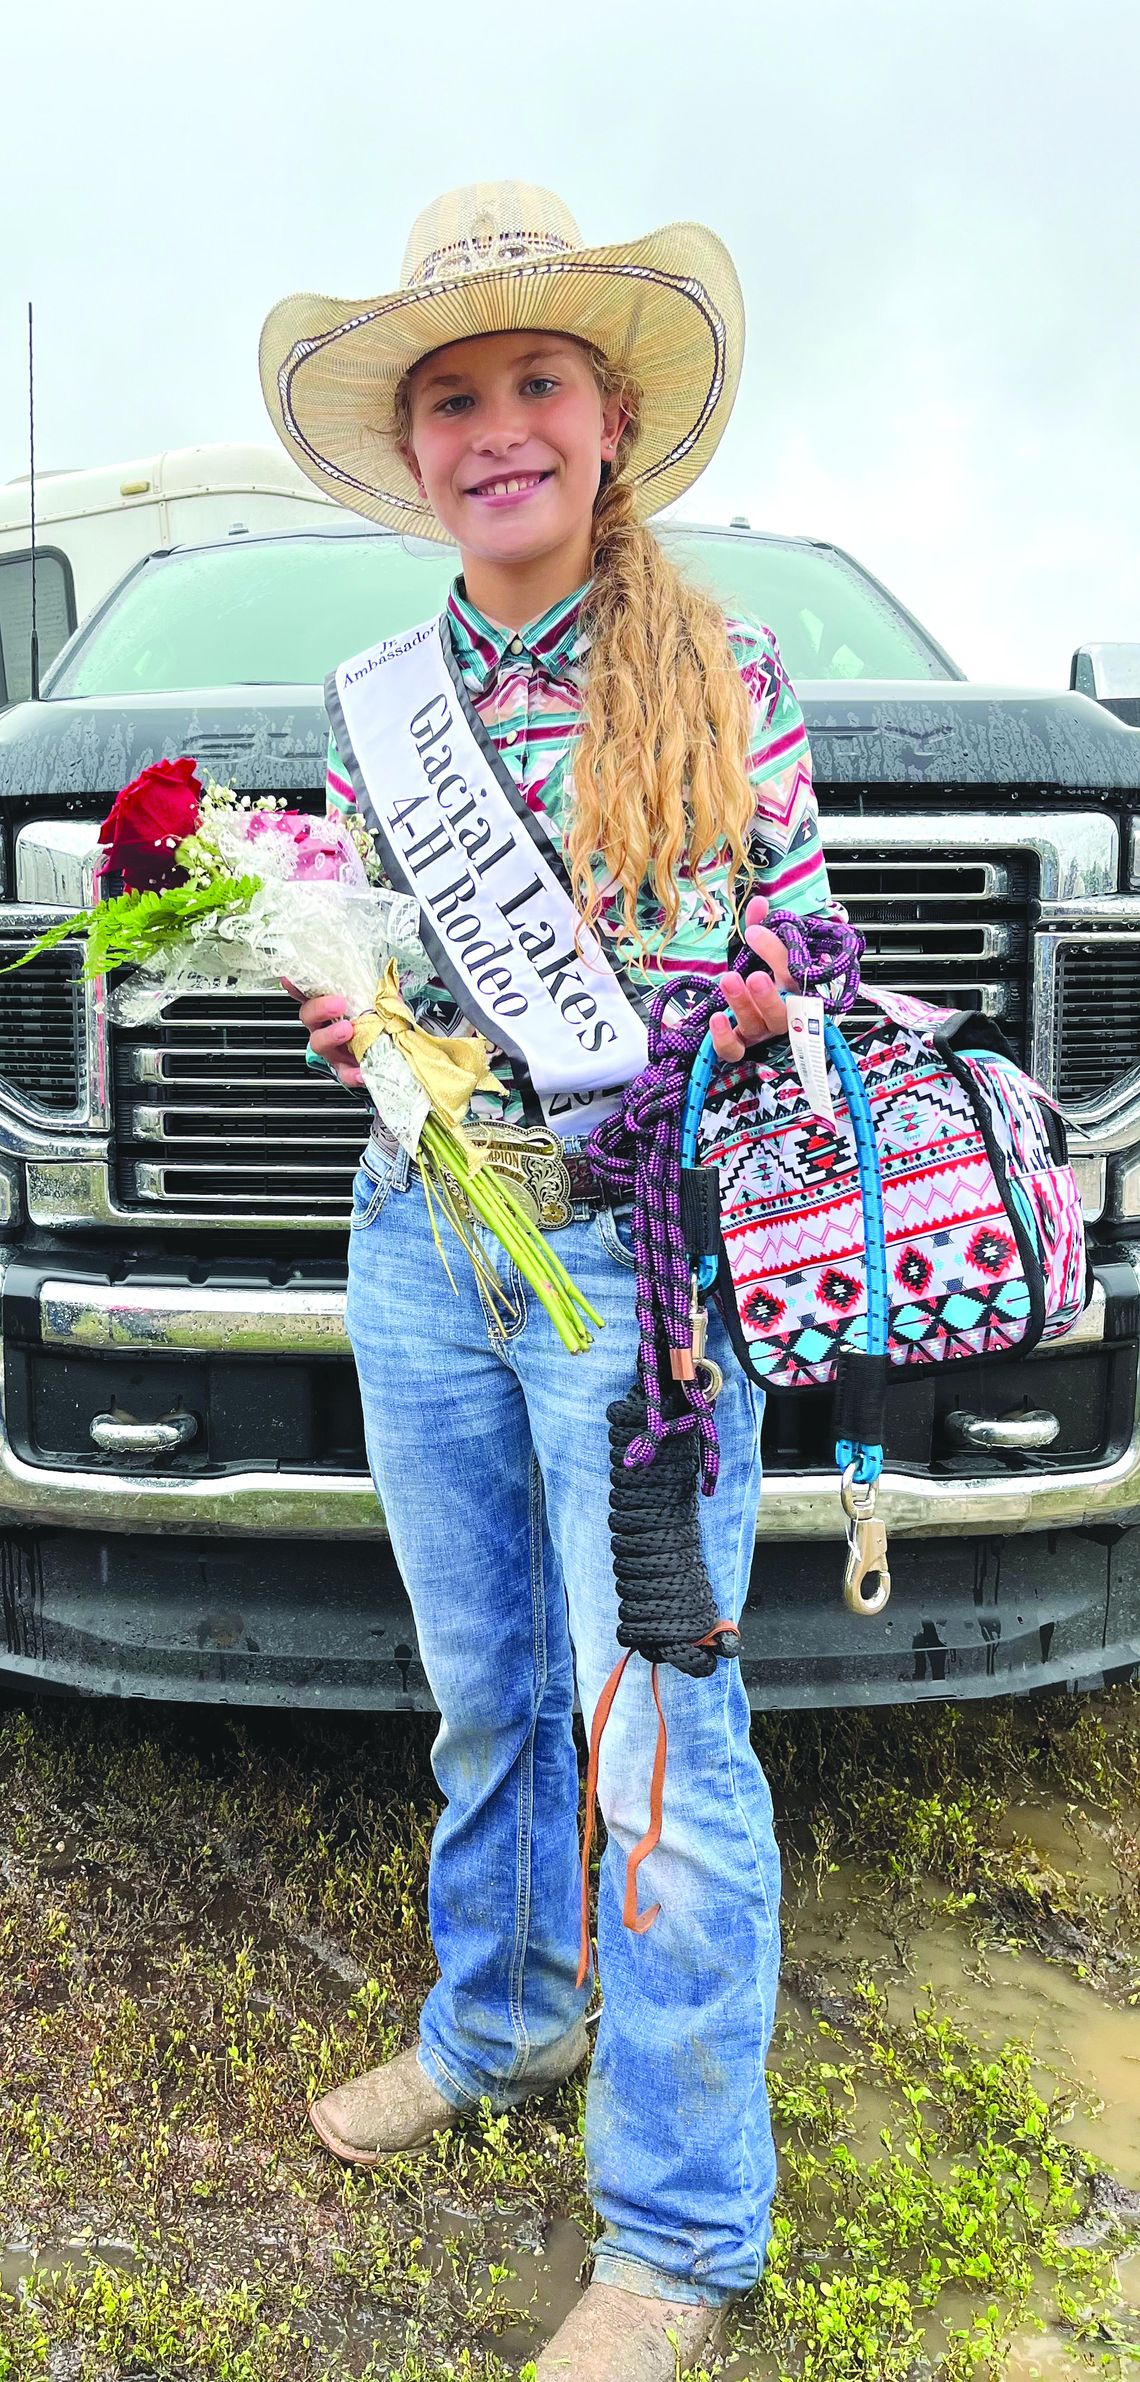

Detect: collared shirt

[325,576,835,1123]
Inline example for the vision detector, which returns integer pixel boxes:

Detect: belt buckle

[470,1125,573,1230]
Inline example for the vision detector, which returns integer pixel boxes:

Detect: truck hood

[0,677,1138,803]
[0,688,328,803]
[796,678,1140,790]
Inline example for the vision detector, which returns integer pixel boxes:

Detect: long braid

[572,468,755,958]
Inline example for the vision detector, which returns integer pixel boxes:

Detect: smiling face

[399,330,630,585]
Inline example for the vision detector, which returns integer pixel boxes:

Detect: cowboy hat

[259,180,744,542]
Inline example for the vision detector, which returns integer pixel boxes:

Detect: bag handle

[682,1016,893,1617]
[821,1021,887,1488]
[681,1019,889,1473]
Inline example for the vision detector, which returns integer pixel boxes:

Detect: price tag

[785,994,837,1126]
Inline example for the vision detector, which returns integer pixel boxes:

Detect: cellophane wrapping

[110,807,441,1152]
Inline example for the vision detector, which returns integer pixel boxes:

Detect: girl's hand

[710,895,793,1062]
[290,984,366,1091]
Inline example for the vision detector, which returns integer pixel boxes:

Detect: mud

[784,1857,1140,2186]
[1,1687,1138,2378]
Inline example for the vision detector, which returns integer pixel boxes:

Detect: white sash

[326,615,649,1134]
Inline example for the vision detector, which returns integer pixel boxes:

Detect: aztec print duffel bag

[692,990,1090,1395]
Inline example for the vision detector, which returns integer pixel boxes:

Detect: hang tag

[785,994,837,1125]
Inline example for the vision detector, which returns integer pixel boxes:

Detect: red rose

[97,756,203,892]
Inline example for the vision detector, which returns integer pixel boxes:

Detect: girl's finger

[309,1018,356,1057]
[743,921,794,988]
[709,1010,745,1062]
[718,970,759,1035]
[737,985,787,1040]
[299,993,352,1033]
[720,969,783,1031]
[743,892,772,932]
[717,968,786,1051]
[311,1036,365,1089]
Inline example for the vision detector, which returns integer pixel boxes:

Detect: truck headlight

[0,925,86,1119]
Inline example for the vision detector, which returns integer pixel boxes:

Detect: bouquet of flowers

[9,758,601,1353]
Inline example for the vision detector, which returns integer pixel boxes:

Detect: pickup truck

[0,517,1138,1712]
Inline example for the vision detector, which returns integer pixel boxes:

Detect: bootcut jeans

[345,1135,782,2306]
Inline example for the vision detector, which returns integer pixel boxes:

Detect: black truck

[0,518,1138,1710]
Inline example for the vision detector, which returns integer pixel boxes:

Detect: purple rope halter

[770,909,864,1013]
[588,979,724,1489]
[585,909,864,1494]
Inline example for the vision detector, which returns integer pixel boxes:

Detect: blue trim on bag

[681,1015,889,1489]
[822,1021,886,1487]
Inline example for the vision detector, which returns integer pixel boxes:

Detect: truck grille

[828,853,1031,1040]
[1056,939,1140,1105]
[0,942,84,1115]
[113,993,371,1217]
[110,844,1034,1223]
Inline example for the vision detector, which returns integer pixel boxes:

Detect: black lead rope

[575,1374,742,1987]
[607,1376,741,1679]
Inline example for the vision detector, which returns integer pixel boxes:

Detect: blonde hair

[394,343,755,954]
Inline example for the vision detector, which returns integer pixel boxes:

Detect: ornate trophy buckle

[467,1125,574,1230]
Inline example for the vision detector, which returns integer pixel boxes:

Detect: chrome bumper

[0,1250,1133,1543]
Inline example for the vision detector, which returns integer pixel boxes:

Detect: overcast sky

[3,0,1137,686]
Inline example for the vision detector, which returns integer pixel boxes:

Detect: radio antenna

[27,301,39,701]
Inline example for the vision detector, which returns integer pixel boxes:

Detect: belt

[461,1125,605,1230]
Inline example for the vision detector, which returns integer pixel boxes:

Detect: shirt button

[504,730,520,746]
[509,637,524,655]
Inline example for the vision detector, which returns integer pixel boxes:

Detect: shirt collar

[446,575,590,692]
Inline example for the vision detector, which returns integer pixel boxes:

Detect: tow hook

[88,1404,199,1464]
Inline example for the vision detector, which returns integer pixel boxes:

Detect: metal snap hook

[843,1515,892,1616]
[840,1463,892,1617]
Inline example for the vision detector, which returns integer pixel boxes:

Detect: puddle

[1003,2252,1140,2381]
[472,2216,588,2356]
[0,2237,141,2295]
[383,2206,587,2361]
[783,1846,1140,2188]
[992,1797,1135,1903]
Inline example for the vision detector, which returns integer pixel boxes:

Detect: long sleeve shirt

[324,574,835,1126]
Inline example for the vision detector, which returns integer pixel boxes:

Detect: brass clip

[689,1272,709,1368]
[840,1466,892,1617]
[673,1278,723,1395]
[843,1513,891,1616]
[689,1274,723,1401]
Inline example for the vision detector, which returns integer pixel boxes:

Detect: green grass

[0,1686,1137,2379]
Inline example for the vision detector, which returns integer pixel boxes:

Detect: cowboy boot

[308,2017,589,2168]
[534,2281,727,2380]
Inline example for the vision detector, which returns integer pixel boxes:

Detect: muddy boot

[307,2018,589,2169]
[534,2281,726,2380]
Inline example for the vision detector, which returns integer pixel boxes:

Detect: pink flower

[239,807,369,888]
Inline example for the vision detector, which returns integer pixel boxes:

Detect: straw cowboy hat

[259,180,745,542]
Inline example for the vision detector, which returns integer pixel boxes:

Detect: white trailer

[0,442,339,704]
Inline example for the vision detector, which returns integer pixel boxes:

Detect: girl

[260,180,834,2380]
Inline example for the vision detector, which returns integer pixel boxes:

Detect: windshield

[46,526,955,700]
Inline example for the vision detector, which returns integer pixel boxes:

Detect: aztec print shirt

[324,575,837,1127]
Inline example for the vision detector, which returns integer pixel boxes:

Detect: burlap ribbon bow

[349,961,498,1134]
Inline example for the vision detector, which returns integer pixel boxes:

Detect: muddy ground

[1,1684,1139,2381]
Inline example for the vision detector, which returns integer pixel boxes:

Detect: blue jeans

[345,1140,781,2307]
